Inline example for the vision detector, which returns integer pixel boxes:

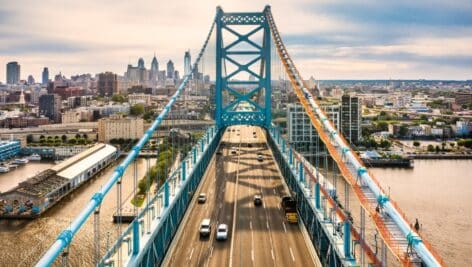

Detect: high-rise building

[341,95,362,144]
[138,58,145,69]
[6,62,21,84]
[42,67,49,85]
[287,103,340,157]
[184,50,191,77]
[39,94,61,123]
[174,70,180,81]
[150,54,159,82]
[98,72,118,96]
[27,75,35,85]
[167,60,174,79]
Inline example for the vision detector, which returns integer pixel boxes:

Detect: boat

[28,154,41,161]
[13,158,29,165]
[0,166,10,173]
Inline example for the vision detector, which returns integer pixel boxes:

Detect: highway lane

[163,125,319,267]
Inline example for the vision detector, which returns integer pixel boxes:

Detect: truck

[281,196,298,223]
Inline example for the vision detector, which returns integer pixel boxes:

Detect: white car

[200,219,211,237]
[216,223,228,241]
[197,193,206,204]
[257,154,264,162]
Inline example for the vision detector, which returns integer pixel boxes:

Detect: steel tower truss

[215,7,271,129]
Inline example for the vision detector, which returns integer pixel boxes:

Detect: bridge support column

[344,220,351,259]
[164,182,169,208]
[315,182,320,209]
[181,161,186,182]
[132,219,140,255]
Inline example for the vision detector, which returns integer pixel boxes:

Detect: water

[0,158,152,266]
[0,159,469,266]
[371,159,472,267]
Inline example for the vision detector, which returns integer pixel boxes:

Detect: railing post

[344,220,351,259]
[282,139,286,154]
[289,148,293,165]
[315,182,320,209]
[200,139,204,152]
[193,147,197,165]
[181,161,186,182]
[132,219,140,255]
[164,182,169,208]
[206,130,210,144]
[299,161,304,183]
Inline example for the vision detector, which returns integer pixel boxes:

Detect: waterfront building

[0,143,117,218]
[6,62,21,84]
[97,114,144,142]
[97,72,118,96]
[39,94,61,123]
[0,140,21,161]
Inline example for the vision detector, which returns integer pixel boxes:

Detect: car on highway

[200,219,211,237]
[216,223,228,241]
[231,147,238,154]
[197,193,207,203]
[254,194,262,206]
[257,154,264,162]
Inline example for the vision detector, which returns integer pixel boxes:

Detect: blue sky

[0,0,471,81]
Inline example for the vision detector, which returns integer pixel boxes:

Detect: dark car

[254,195,262,206]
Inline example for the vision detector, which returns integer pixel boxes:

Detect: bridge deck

[163,125,319,267]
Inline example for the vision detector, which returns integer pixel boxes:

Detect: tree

[413,141,420,148]
[427,144,434,152]
[130,103,145,116]
[26,134,33,143]
[399,125,408,137]
[61,135,67,143]
[450,142,455,149]
[111,94,127,103]
[441,142,446,151]
[75,133,81,139]
[435,145,440,153]
[82,133,88,139]
[68,138,77,145]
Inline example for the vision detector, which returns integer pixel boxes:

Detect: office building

[167,60,175,79]
[287,103,340,156]
[98,114,144,143]
[98,72,118,96]
[184,50,191,76]
[150,54,159,82]
[341,95,362,144]
[6,62,21,84]
[42,67,49,85]
[455,92,472,106]
[27,75,35,85]
[39,94,61,123]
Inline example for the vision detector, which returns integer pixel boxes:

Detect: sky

[0,0,471,82]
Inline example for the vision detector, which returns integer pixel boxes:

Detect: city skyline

[0,0,471,82]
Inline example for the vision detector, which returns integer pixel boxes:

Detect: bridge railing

[36,18,217,267]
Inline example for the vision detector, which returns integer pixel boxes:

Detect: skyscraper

[42,67,49,85]
[150,54,159,82]
[6,62,20,84]
[341,94,362,144]
[167,60,175,79]
[98,72,118,96]
[138,58,145,69]
[27,75,35,85]
[184,50,191,77]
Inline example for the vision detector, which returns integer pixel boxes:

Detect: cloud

[0,0,471,81]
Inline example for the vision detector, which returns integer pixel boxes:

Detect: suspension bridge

[35,6,444,267]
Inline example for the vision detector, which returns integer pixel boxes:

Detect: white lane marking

[289,247,295,262]
[189,248,194,260]
[273,189,276,194]
[282,221,287,233]
[271,249,275,260]
[250,220,252,230]
[251,249,254,262]
[210,246,214,258]
[263,202,266,209]
[266,220,270,230]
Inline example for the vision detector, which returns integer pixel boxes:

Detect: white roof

[57,144,116,180]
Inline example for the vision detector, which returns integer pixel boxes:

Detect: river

[371,159,472,267]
